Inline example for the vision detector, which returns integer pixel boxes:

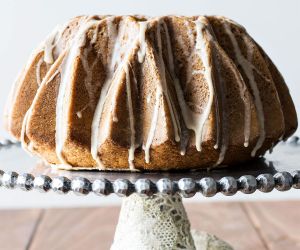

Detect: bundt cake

[4,15,297,171]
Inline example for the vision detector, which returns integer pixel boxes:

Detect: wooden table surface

[1,201,300,250]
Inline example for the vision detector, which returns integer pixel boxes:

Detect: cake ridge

[56,18,103,166]
[91,16,142,169]
[253,39,297,139]
[223,21,265,156]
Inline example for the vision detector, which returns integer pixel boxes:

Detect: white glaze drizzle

[56,18,101,165]
[198,18,223,157]
[192,69,205,76]
[245,36,285,141]
[45,70,59,85]
[213,51,228,166]
[156,20,181,143]
[36,57,44,85]
[144,88,161,163]
[224,22,265,156]
[125,63,136,170]
[91,17,140,169]
[230,62,252,148]
[42,17,85,66]
[43,26,60,64]
[136,20,156,162]
[146,95,151,104]
[43,18,76,65]
[43,25,66,64]
[161,17,215,154]
[212,19,252,149]
[76,111,82,118]
[143,19,182,164]
[192,17,214,151]
[137,21,148,63]
[107,17,120,123]
[162,20,190,154]
[75,103,90,119]
[216,143,227,166]
[91,17,119,168]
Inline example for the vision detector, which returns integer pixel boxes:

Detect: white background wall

[0,0,299,208]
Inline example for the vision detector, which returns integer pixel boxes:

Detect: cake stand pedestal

[111,194,196,249]
[1,137,300,249]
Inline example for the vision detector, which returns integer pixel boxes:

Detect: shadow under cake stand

[1,137,300,249]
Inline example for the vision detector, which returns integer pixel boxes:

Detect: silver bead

[113,179,132,197]
[256,174,274,192]
[178,178,197,198]
[0,170,4,186]
[92,179,112,196]
[238,175,257,194]
[34,175,52,192]
[292,171,300,189]
[17,173,34,191]
[274,172,293,191]
[52,176,71,194]
[2,171,18,189]
[135,179,154,197]
[71,177,91,196]
[156,178,174,195]
[219,177,237,196]
[198,177,217,197]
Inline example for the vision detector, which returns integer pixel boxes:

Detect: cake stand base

[111,194,233,250]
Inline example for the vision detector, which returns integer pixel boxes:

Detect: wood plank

[0,209,42,250]
[29,207,120,250]
[186,202,267,250]
[244,201,300,250]
[5,201,297,250]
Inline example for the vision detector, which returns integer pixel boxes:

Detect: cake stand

[1,137,300,249]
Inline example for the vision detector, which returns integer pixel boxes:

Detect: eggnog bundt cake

[4,15,297,171]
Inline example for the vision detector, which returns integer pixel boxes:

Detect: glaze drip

[91,17,119,168]
[213,47,228,166]
[156,20,181,143]
[43,24,66,64]
[91,17,141,169]
[143,19,183,164]
[144,88,161,164]
[224,23,265,156]
[162,20,190,155]
[43,26,60,64]
[56,19,102,165]
[192,17,214,151]
[125,64,138,170]
[137,21,148,63]
[36,57,44,86]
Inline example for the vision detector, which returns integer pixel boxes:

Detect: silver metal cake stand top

[0,137,300,198]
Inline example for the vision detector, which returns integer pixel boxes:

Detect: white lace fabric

[111,194,195,250]
[111,194,234,250]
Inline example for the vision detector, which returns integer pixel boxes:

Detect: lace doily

[111,194,195,250]
[191,230,234,250]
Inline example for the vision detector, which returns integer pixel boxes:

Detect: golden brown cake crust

[5,15,297,171]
